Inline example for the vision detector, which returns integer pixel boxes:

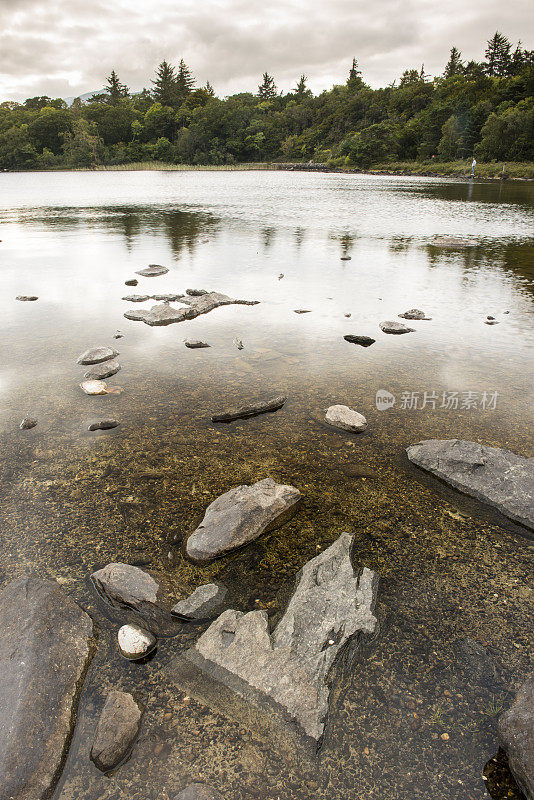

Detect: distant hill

[63,91,100,106]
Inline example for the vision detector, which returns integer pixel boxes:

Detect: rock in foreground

[84,359,121,379]
[80,379,108,395]
[379,320,415,334]
[19,417,37,429]
[498,673,534,800]
[406,439,534,530]
[185,339,211,348]
[124,291,259,327]
[176,533,378,743]
[90,691,142,772]
[172,583,227,622]
[211,395,286,423]
[77,346,119,365]
[88,419,119,431]
[118,623,156,660]
[325,405,367,433]
[344,335,375,347]
[174,785,222,800]
[0,576,93,800]
[185,478,301,562]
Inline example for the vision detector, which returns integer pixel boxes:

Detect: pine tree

[294,74,309,98]
[176,59,195,104]
[257,73,278,99]
[419,64,429,81]
[509,42,526,75]
[104,70,129,104]
[205,81,215,97]
[444,47,463,78]
[485,32,512,77]
[347,58,363,89]
[151,60,177,107]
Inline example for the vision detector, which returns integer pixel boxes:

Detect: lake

[0,169,533,800]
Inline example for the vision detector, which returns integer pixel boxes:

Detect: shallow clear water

[0,170,533,800]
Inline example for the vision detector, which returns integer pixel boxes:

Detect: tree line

[0,31,532,170]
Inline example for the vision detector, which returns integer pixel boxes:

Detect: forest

[0,31,532,171]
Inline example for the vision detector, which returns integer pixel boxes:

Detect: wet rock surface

[398,309,431,320]
[185,339,211,349]
[406,439,534,530]
[211,395,286,422]
[124,291,259,327]
[122,294,150,302]
[185,478,302,562]
[118,623,156,660]
[77,346,119,365]
[175,533,378,743]
[325,405,367,433]
[88,419,119,431]
[186,288,208,296]
[344,334,375,346]
[171,583,227,622]
[379,320,415,334]
[174,784,223,800]
[124,278,138,286]
[19,417,37,429]
[90,690,142,772]
[91,562,180,635]
[498,673,534,800]
[135,264,169,277]
[84,359,121,379]
[0,576,93,800]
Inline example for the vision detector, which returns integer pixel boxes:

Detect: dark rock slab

[171,583,227,622]
[91,563,181,635]
[185,478,301,562]
[398,309,431,320]
[185,339,211,349]
[77,346,119,365]
[186,289,208,296]
[90,691,142,772]
[294,309,311,314]
[88,420,119,431]
[135,264,169,277]
[340,256,352,260]
[19,417,37,430]
[16,295,38,301]
[125,279,138,286]
[379,320,415,334]
[498,673,534,800]
[124,291,259,327]
[174,785,222,800]
[344,335,375,347]
[211,395,286,423]
[0,576,94,800]
[174,533,378,744]
[84,359,120,380]
[406,439,534,531]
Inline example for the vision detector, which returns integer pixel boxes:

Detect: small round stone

[80,380,108,395]
[118,624,156,660]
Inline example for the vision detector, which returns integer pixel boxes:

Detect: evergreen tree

[104,70,129,104]
[294,74,309,98]
[257,72,278,99]
[419,64,428,81]
[485,31,512,77]
[176,59,195,104]
[151,60,177,107]
[347,58,363,89]
[205,81,215,97]
[509,42,526,75]
[444,47,463,78]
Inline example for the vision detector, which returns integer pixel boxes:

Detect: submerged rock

[88,419,119,431]
[0,576,93,800]
[398,309,431,320]
[176,533,378,743]
[135,264,169,277]
[185,478,301,563]
[77,346,119,365]
[406,439,534,530]
[84,359,120,380]
[172,583,227,622]
[325,405,367,433]
[16,295,38,301]
[379,320,415,334]
[118,624,156,660]
[91,563,180,635]
[344,334,375,347]
[174,785,223,800]
[498,673,534,800]
[90,691,142,772]
[80,380,108,395]
[124,291,259,327]
[211,395,286,423]
[185,339,211,349]
[19,417,37,430]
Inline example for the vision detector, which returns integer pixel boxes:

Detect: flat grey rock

[180,533,378,743]
[77,346,119,365]
[174,785,222,800]
[91,563,180,635]
[379,320,415,334]
[135,264,169,277]
[185,339,211,349]
[152,293,184,302]
[16,295,38,301]
[344,335,375,346]
[211,395,286,423]
[186,289,208,296]
[325,405,367,433]
[19,417,37,430]
[118,623,156,660]
[398,309,431,320]
[185,478,301,563]
[0,576,93,800]
[406,439,534,530]
[172,584,227,622]
[84,359,121,380]
[88,419,119,431]
[122,294,150,302]
[90,690,142,772]
[124,291,259,327]
[498,673,534,800]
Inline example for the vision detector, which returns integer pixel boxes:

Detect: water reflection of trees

[329,231,357,258]
[423,240,534,289]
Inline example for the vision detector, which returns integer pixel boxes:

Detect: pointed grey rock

[325,405,367,432]
[171,584,227,622]
[90,691,142,772]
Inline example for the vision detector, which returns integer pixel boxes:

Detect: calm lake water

[0,170,533,800]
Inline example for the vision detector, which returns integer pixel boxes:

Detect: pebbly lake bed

[0,170,533,800]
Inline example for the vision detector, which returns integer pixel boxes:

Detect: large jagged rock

[185,478,301,562]
[406,439,534,530]
[0,576,94,800]
[124,291,259,326]
[90,691,143,772]
[91,563,181,635]
[498,673,534,800]
[175,533,378,744]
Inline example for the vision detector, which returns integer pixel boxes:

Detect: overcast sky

[1,0,532,102]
